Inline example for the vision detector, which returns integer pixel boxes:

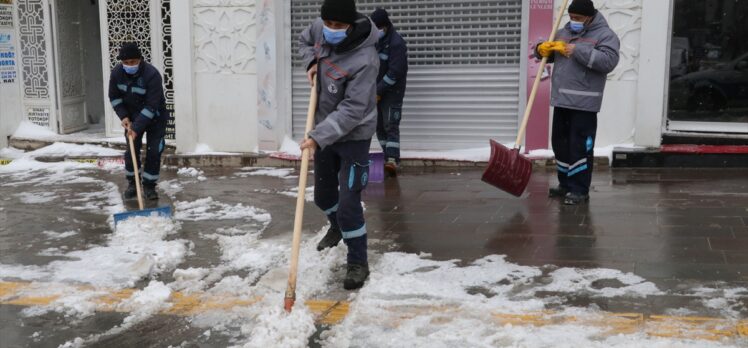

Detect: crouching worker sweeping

[299,0,379,290]
[109,42,168,201]
[535,0,620,205]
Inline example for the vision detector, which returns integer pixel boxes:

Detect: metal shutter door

[291,1,522,150]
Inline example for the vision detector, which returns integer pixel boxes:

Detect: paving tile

[708,238,748,251]
[634,263,746,281]
[658,215,745,227]
[658,226,735,238]
[724,252,748,265]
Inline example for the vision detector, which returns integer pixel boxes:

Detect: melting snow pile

[235,167,296,179]
[0,216,188,319]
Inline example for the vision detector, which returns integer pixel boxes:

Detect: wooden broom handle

[128,134,145,210]
[285,82,318,308]
[515,0,570,148]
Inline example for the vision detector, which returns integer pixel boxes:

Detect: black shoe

[123,179,137,200]
[316,226,342,251]
[384,158,399,178]
[143,184,159,201]
[548,186,568,198]
[343,263,369,290]
[563,192,589,205]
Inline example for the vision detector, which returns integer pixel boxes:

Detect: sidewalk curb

[6,137,611,168]
[1,154,611,169]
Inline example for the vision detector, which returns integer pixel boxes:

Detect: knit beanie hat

[370,8,391,28]
[321,0,358,25]
[117,42,143,60]
[568,0,596,17]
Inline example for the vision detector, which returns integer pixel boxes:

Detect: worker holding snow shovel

[535,0,620,205]
[108,42,168,201]
[298,0,380,290]
[371,8,408,177]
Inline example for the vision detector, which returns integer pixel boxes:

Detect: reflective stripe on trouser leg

[565,109,597,195]
[376,101,388,153]
[143,120,167,185]
[314,144,342,232]
[552,108,572,189]
[335,140,370,265]
[386,101,402,162]
[342,224,366,239]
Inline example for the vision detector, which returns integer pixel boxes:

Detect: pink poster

[525,0,555,151]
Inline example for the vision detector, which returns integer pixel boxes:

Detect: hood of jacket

[335,13,378,54]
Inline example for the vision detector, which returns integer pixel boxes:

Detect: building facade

[0,0,745,153]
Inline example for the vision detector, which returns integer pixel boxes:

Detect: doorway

[50,0,105,135]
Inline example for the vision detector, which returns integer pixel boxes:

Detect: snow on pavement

[234,167,296,179]
[0,154,746,347]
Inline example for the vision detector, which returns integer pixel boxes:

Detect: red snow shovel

[284,82,318,312]
[482,0,570,197]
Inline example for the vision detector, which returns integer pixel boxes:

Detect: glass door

[667,0,748,134]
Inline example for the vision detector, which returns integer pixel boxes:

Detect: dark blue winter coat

[376,27,408,96]
[108,61,168,135]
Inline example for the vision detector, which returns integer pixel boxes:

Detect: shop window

[668,0,748,124]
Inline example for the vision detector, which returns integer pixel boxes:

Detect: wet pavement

[1,164,748,347]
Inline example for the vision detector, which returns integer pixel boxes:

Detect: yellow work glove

[537,41,567,58]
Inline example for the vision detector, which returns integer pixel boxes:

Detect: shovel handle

[128,134,145,210]
[515,0,570,149]
[285,82,318,311]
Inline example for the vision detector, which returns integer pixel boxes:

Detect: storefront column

[256,0,290,152]
[634,0,672,147]
[0,0,22,148]
[171,0,197,153]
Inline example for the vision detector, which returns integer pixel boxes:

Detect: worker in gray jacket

[299,0,379,290]
[535,0,620,205]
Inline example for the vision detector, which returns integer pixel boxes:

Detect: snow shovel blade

[113,206,172,227]
[481,140,532,197]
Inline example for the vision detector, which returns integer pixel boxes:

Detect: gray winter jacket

[538,12,620,113]
[299,16,380,150]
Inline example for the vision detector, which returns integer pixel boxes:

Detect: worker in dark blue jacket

[108,42,168,201]
[371,8,408,177]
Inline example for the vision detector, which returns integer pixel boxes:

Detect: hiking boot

[316,226,342,251]
[563,192,589,206]
[343,263,369,290]
[384,158,399,177]
[123,179,137,200]
[548,186,568,198]
[143,184,159,201]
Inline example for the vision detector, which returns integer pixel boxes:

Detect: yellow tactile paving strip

[1,281,746,341]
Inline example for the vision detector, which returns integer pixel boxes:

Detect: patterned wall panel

[161,0,175,139]
[558,0,642,81]
[105,0,152,68]
[597,0,641,81]
[194,0,255,7]
[193,2,256,74]
[17,0,49,99]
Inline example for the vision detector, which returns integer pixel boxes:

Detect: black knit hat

[568,0,596,17]
[117,42,142,60]
[321,0,358,25]
[370,8,391,28]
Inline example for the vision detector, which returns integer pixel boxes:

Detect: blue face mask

[123,64,139,75]
[378,29,386,39]
[323,25,348,45]
[570,20,585,33]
